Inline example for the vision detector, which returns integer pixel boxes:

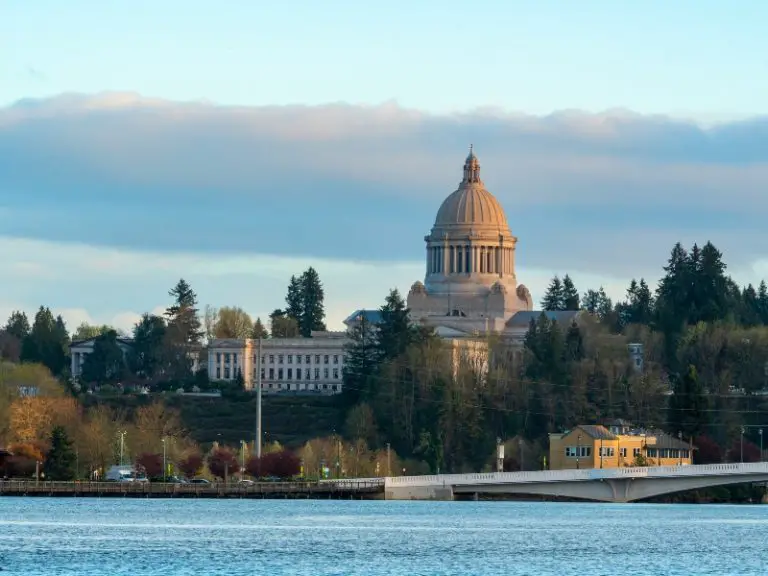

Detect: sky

[1,1,768,334]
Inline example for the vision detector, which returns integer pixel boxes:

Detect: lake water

[0,498,765,575]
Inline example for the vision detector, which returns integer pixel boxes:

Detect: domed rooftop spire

[462,144,482,185]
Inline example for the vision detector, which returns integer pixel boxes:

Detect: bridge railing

[385,462,768,487]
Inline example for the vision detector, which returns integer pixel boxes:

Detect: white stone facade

[207,331,348,395]
[70,337,134,379]
[407,147,534,339]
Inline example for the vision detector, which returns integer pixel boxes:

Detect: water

[0,498,765,575]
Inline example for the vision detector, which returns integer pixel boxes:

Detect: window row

[646,448,690,459]
[262,367,340,381]
[215,352,239,364]
[261,354,341,365]
[259,382,339,392]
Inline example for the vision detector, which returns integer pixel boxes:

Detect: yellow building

[548,423,694,470]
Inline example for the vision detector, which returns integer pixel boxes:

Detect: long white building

[207,331,348,394]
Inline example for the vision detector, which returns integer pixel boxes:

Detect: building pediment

[432,325,473,338]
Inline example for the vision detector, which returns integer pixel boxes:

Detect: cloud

[0,91,767,326]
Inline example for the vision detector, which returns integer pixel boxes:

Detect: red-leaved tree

[245,455,263,478]
[693,435,722,464]
[262,450,301,479]
[726,438,761,463]
[135,453,163,478]
[207,447,239,479]
[178,453,203,478]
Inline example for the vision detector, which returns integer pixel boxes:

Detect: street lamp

[577,434,582,470]
[678,431,683,466]
[760,429,764,462]
[119,431,127,466]
[240,440,246,478]
[741,426,745,464]
[161,437,167,481]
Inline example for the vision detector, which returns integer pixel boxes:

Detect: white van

[105,465,148,483]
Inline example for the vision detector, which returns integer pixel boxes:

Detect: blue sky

[1,1,768,334]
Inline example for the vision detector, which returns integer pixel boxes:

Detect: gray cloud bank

[1,92,767,278]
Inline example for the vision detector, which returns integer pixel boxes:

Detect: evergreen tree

[251,317,268,339]
[655,242,691,330]
[298,267,326,337]
[668,364,709,437]
[285,275,303,323]
[4,310,30,340]
[343,315,379,402]
[541,276,564,311]
[740,284,761,326]
[81,330,127,384]
[690,241,728,323]
[758,281,768,324]
[618,278,654,327]
[562,275,580,311]
[21,306,69,376]
[269,310,300,338]
[234,368,245,389]
[564,320,584,362]
[130,314,167,379]
[375,289,414,362]
[165,279,204,345]
[44,426,76,480]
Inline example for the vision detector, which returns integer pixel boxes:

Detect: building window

[216,352,221,363]
[567,446,592,458]
[332,384,338,392]
[288,368,293,379]
[619,448,627,458]
[224,368,230,379]
[278,369,283,380]
[324,368,329,379]
[315,355,320,364]
[324,355,329,364]
[261,355,265,365]
[333,355,339,364]
[333,368,339,379]
[269,355,274,364]
[261,368,265,380]
[269,368,274,379]
[305,355,311,363]
[216,367,221,379]
[314,368,320,380]
[297,355,302,364]
[633,448,641,457]
[297,370,302,380]
[599,447,615,457]
[288,355,293,364]
[278,354,284,364]
[225,353,230,363]
[305,368,310,380]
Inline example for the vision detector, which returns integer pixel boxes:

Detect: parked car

[188,478,211,484]
[238,479,255,486]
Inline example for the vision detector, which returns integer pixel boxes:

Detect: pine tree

[669,364,709,437]
[44,426,76,480]
[541,276,564,311]
[343,315,379,402]
[375,289,414,362]
[298,267,326,337]
[758,281,768,324]
[165,279,204,345]
[21,306,69,376]
[129,314,167,378]
[562,275,580,311]
[285,276,303,323]
[741,284,761,326]
[81,330,127,384]
[234,368,245,389]
[655,242,691,329]
[4,311,30,340]
[251,317,268,339]
[691,241,728,323]
[565,320,584,361]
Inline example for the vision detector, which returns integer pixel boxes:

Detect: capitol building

[72,147,572,395]
[405,146,536,338]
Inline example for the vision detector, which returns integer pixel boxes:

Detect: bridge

[384,462,768,502]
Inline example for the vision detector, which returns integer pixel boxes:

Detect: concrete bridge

[384,462,768,502]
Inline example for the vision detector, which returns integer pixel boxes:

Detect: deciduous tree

[207,447,239,479]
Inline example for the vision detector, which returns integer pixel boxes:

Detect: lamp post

[386,443,391,477]
[678,431,683,466]
[741,426,745,463]
[240,440,246,478]
[256,337,263,458]
[576,434,582,470]
[161,437,167,481]
[119,431,127,466]
[760,429,764,462]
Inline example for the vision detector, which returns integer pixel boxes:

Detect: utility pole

[760,429,764,462]
[256,337,263,458]
[119,431,126,466]
[741,426,745,463]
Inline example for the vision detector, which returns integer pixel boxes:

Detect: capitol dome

[432,146,510,233]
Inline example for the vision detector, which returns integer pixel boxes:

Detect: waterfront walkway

[0,479,384,499]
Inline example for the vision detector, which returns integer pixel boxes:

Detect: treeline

[340,241,768,473]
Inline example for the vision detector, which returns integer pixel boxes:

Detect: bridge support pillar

[385,484,454,501]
